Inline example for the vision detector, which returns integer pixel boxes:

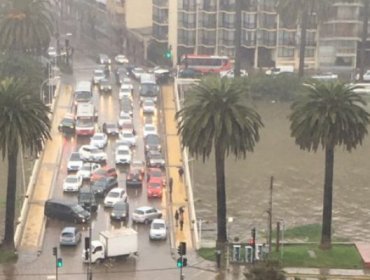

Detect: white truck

[83,228,138,263]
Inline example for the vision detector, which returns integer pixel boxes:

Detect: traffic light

[177,257,183,268]
[177,242,186,256]
[164,46,172,60]
[251,228,256,247]
[182,257,187,267]
[52,247,57,256]
[84,237,90,261]
[57,258,63,268]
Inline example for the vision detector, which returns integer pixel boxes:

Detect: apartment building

[152,0,369,72]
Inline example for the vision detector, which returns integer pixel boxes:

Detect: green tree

[359,0,369,81]
[176,77,263,247]
[244,260,286,280]
[0,0,53,54]
[276,0,332,78]
[289,82,370,249]
[0,78,51,249]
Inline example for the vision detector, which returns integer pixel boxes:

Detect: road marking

[46,276,56,280]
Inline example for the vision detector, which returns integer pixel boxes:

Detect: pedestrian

[174,210,179,227]
[179,206,184,215]
[179,213,184,231]
[169,177,173,197]
[178,166,184,180]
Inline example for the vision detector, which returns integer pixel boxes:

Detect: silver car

[132,206,162,224]
[59,227,81,246]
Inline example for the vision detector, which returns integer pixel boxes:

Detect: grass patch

[198,247,217,262]
[270,244,362,268]
[0,249,18,263]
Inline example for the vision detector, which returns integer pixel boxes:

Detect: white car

[131,67,145,80]
[312,72,338,81]
[119,131,137,147]
[121,78,134,90]
[149,219,167,240]
[114,54,129,64]
[132,206,162,224]
[115,145,132,165]
[220,69,248,79]
[78,145,107,163]
[90,133,108,149]
[63,175,83,192]
[142,99,156,114]
[104,188,127,207]
[92,69,105,84]
[143,124,157,137]
[119,86,132,100]
[118,113,133,127]
[67,152,84,172]
[77,163,101,180]
[355,70,370,81]
[47,46,57,58]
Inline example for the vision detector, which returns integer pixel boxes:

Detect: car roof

[136,206,155,211]
[149,177,162,183]
[152,219,165,224]
[61,227,77,233]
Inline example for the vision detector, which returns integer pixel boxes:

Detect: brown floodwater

[192,99,370,242]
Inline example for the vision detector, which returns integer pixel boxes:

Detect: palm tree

[359,0,369,82]
[0,0,54,54]
[0,78,51,249]
[276,0,332,78]
[289,82,370,249]
[176,77,263,248]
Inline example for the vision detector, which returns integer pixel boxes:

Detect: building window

[243,13,256,29]
[305,48,315,58]
[278,47,294,57]
[278,31,295,46]
[221,13,235,29]
[259,13,276,29]
[242,31,256,46]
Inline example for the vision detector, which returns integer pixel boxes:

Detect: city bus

[74,81,93,105]
[75,103,96,136]
[179,54,232,74]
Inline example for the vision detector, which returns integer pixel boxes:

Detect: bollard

[215,250,221,268]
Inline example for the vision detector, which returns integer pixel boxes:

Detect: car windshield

[94,70,104,76]
[122,133,133,138]
[72,204,85,213]
[66,177,78,183]
[150,170,162,177]
[70,153,81,161]
[62,232,74,238]
[150,183,161,188]
[106,124,117,129]
[145,126,155,131]
[118,150,129,155]
[150,154,162,160]
[114,203,126,210]
[76,119,93,127]
[134,209,144,215]
[75,91,92,101]
[152,223,165,229]
[93,135,104,140]
[108,191,121,198]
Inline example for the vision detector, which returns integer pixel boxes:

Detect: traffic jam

[50,53,172,263]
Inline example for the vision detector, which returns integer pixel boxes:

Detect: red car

[147,167,164,185]
[147,177,163,198]
[91,166,117,182]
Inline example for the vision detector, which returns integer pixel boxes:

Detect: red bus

[180,54,232,74]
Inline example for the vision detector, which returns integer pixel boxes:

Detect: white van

[74,81,93,105]
[75,103,96,136]
[139,73,160,102]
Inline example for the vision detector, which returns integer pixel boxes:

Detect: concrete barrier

[14,78,62,248]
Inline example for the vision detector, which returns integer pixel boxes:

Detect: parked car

[91,166,117,182]
[104,187,127,207]
[78,145,107,163]
[115,145,132,165]
[132,206,162,224]
[67,152,83,172]
[98,78,112,93]
[63,175,83,192]
[103,123,120,136]
[58,113,75,134]
[91,177,118,197]
[146,150,165,168]
[144,134,161,152]
[59,226,82,246]
[147,177,163,198]
[119,131,137,147]
[78,186,98,212]
[126,168,143,188]
[149,219,167,240]
[77,163,101,180]
[356,70,370,81]
[110,200,129,222]
[90,133,108,149]
[178,68,202,79]
[220,69,248,79]
[97,53,111,64]
[114,54,129,64]
[44,199,90,223]
[143,124,157,137]
[142,99,156,114]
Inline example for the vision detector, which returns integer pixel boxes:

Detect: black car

[146,150,165,168]
[58,114,75,135]
[78,186,98,212]
[179,68,203,79]
[144,134,161,152]
[91,176,118,197]
[126,169,143,188]
[110,200,129,222]
[44,199,90,223]
[98,78,112,93]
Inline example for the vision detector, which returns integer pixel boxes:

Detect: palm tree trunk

[3,151,18,250]
[320,147,334,249]
[298,7,308,78]
[234,0,242,77]
[359,0,369,82]
[215,144,227,248]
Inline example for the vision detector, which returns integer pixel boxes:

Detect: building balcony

[153,0,168,8]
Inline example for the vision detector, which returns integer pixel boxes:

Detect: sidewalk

[162,85,194,251]
[19,85,72,252]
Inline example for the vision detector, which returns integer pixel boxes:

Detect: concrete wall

[126,0,152,29]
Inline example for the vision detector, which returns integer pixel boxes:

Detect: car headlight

[111,213,116,216]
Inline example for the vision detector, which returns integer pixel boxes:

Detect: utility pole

[268,176,273,253]
[88,183,93,280]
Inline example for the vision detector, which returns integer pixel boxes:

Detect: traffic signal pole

[52,247,59,280]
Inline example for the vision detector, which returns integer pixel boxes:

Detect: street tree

[289,82,370,249]
[176,77,263,248]
[0,78,51,249]
[0,0,53,54]
[276,0,332,78]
